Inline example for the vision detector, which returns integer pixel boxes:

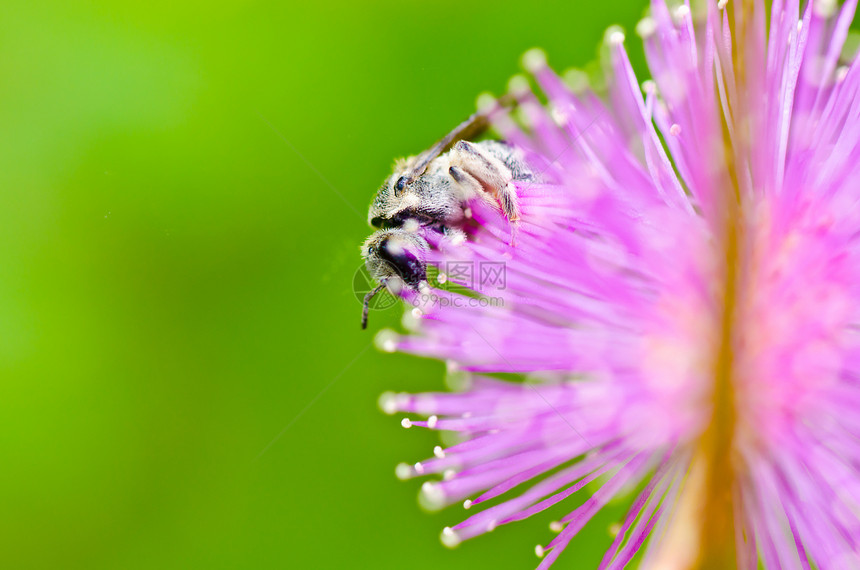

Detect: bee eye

[394,176,408,196]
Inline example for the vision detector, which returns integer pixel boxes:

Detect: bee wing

[407,94,516,181]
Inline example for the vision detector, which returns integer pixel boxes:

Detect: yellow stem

[649,0,755,566]
[692,206,739,570]
[690,0,757,565]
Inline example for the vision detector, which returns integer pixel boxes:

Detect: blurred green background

[0,1,649,568]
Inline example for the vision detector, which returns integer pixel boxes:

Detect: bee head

[368,164,462,229]
[362,228,429,289]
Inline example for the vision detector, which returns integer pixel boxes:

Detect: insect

[360,103,537,329]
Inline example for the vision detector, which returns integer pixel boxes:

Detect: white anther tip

[463,499,472,509]
[420,481,446,510]
[669,123,682,136]
[402,310,419,332]
[717,0,728,9]
[549,104,569,127]
[401,418,413,429]
[395,462,413,480]
[441,527,461,548]
[635,17,657,38]
[443,469,456,481]
[674,4,690,19]
[550,521,564,532]
[607,27,625,45]
[375,329,398,353]
[433,445,446,458]
[437,273,448,285]
[563,68,589,92]
[535,545,545,558]
[507,74,531,95]
[414,462,425,474]
[427,415,438,429]
[814,0,837,17]
[476,92,496,112]
[378,391,398,415]
[521,48,547,72]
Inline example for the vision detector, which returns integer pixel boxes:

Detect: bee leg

[448,140,521,224]
[361,284,384,329]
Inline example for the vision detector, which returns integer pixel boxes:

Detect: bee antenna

[407,93,517,182]
[361,284,385,330]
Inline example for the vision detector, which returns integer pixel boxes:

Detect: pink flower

[376,0,860,567]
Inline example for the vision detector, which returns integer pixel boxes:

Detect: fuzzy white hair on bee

[360,99,539,329]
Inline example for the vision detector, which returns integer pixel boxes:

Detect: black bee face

[362,229,428,288]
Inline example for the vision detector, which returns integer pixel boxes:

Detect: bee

[360,103,537,329]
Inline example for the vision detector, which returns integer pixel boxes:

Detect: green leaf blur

[0,1,647,568]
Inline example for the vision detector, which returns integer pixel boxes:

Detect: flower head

[375,0,860,567]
